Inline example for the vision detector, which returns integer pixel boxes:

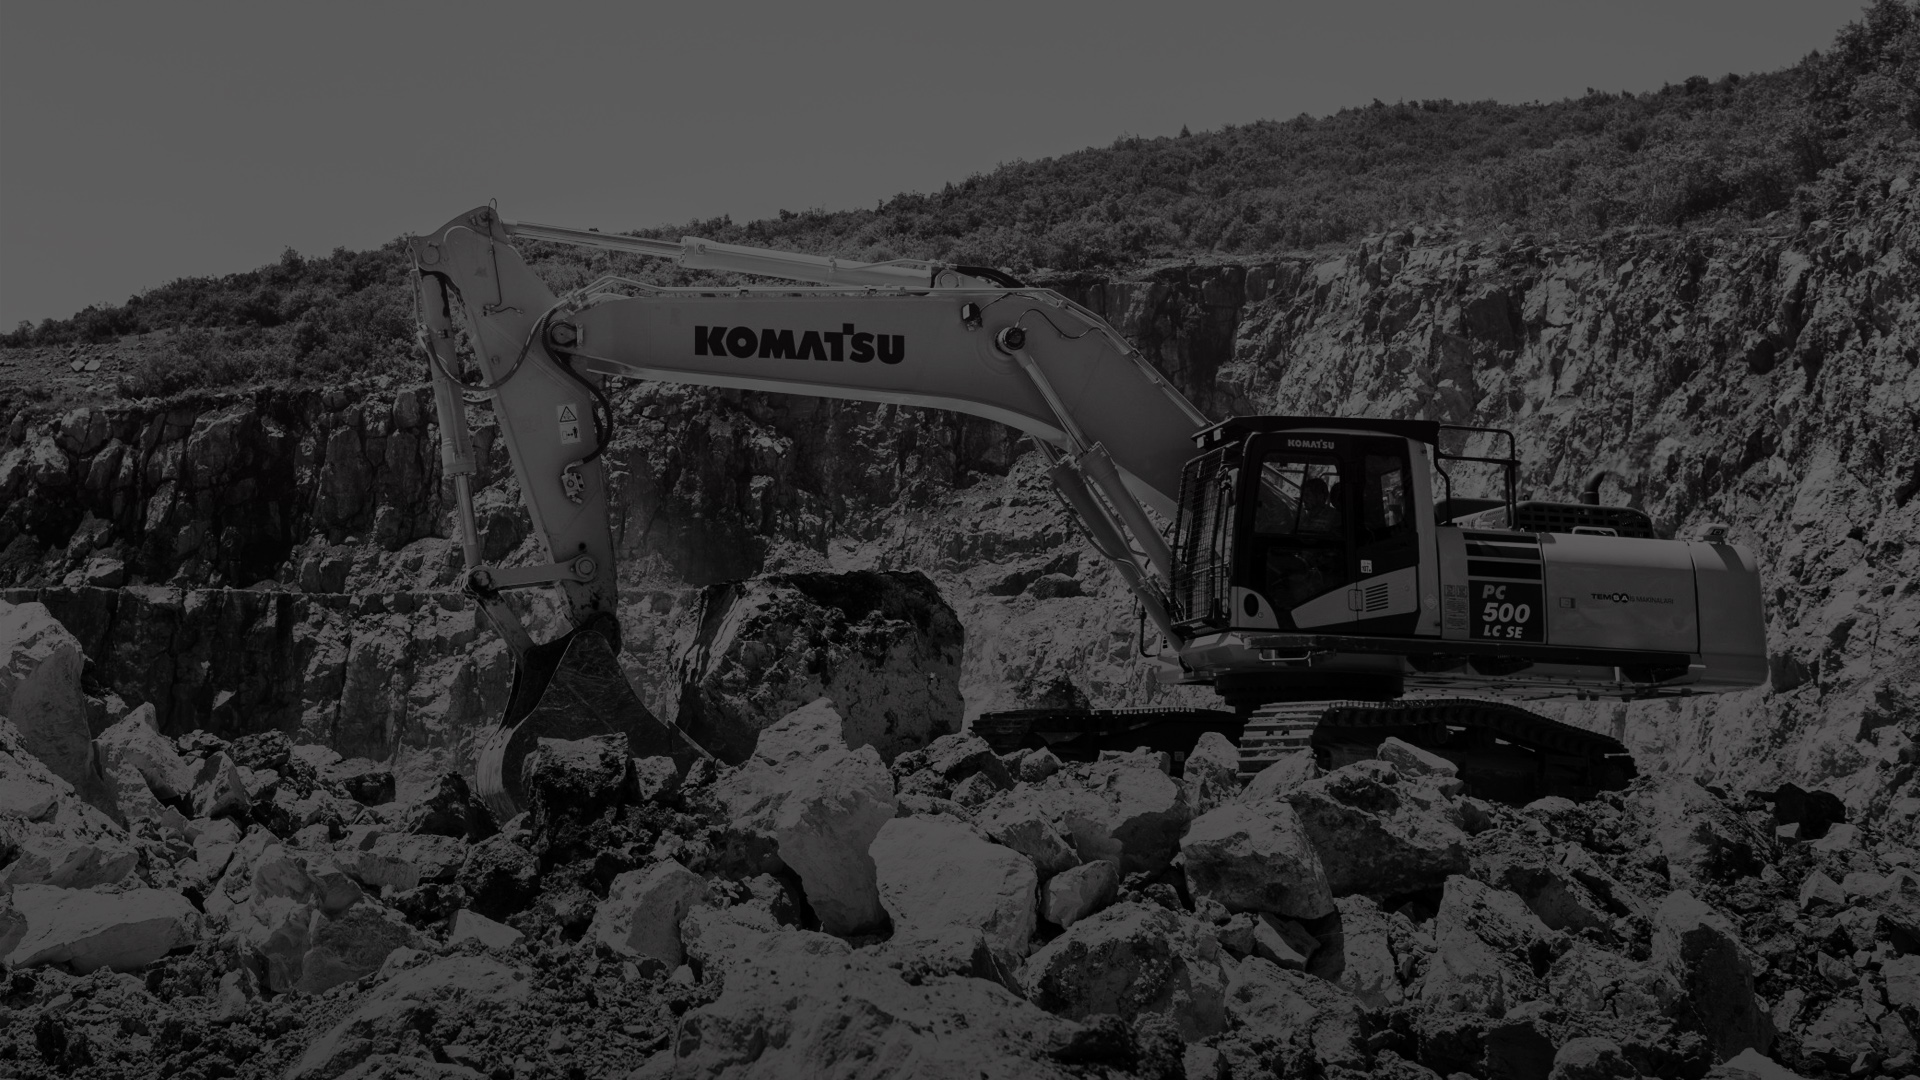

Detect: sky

[0,1,1868,328]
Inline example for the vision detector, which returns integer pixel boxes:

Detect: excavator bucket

[473,617,704,822]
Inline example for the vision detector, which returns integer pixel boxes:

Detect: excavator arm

[413,206,1209,811]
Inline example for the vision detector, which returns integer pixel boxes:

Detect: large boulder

[1182,730,1242,815]
[1242,749,1318,804]
[1627,777,1769,891]
[1284,760,1470,896]
[1652,890,1774,1060]
[1044,860,1119,929]
[0,601,106,807]
[1420,875,1556,1018]
[289,955,531,1080]
[673,571,964,765]
[2,883,197,972]
[297,901,419,994]
[95,705,195,802]
[1058,754,1192,874]
[1307,894,1407,1008]
[1222,954,1367,1069]
[658,923,1080,1079]
[714,698,898,934]
[1180,799,1333,920]
[871,816,1037,966]
[1021,901,1229,1040]
[0,770,137,889]
[971,788,1080,880]
[588,858,711,967]
[519,734,630,857]
[1470,829,1620,932]
[456,834,541,921]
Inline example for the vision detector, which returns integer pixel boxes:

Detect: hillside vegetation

[3,0,1915,402]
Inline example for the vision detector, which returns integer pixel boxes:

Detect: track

[975,697,1634,804]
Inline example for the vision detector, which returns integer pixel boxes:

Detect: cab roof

[1193,415,1442,450]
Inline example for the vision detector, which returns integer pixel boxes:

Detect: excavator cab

[1171,417,1442,637]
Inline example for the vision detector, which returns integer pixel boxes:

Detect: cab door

[1349,437,1423,633]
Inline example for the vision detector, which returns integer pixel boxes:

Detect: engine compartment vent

[1513,501,1657,539]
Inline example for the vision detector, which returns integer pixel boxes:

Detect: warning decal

[557,403,582,445]
[556,404,578,422]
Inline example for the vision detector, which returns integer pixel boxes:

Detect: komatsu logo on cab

[1286,438,1335,450]
[694,324,904,364]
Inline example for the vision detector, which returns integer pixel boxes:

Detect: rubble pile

[3,602,1914,1080]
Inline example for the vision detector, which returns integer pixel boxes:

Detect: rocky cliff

[1,172,1914,821]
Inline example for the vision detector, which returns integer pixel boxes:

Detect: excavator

[411,206,1768,815]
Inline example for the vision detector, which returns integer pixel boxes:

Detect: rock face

[871,816,1037,966]
[714,697,898,934]
[674,571,964,764]
[1022,901,1229,1040]
[1285,760,1471,896]
[1180,799,1333,920]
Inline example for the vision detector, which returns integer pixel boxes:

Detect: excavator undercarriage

[974,697,1636,805]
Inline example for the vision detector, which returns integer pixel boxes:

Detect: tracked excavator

[411,206,1768,816]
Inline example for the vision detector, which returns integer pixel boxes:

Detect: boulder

[1044,859,1119,929]
[1549,1036,1638,1080]
[1252,912,1319,971]
[589,858,711,967]
[664,923,1078,1079]
[1470,829,1618,932]
[399,772,495,840]
[1061,754,1192,873]
[923,731,1014,789]
[3,883,197,972]
[0,717,71,820]
[342,833,467,891]
[1021,901,1228,1040]
[324,758,396,806]
[190,751,250,818]
[872,816,1037,965]
[1285,760,1470,896]
[1309,894,1405,1008]
[1652,890,1774,1059]
[289,955,531,1080]
[630,755,680,803]
[95,705,195,801]
[0,793,138,889]
[520,734,629,855]
[1242,749,1318,804]
[1628,777,1767,890]
[714,698,898,935]
[1221,954,1367,1068]
[1884,953,1920,1013]
[0,601,105,806]
[1182,730,1241,815]
[297,901,419,994]
[1421,875,1554,1018]
[456,834,541,921]
[1377,737,1461,782]
[1179,799,1333,920]
[673,571,964,765]
[1707,1049,1809,1080]
[1018,747,1063,783]
[448,909,523,950]
[867,925,1020,993]
[972,789,1080,880]
[1797,870,1846,912]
